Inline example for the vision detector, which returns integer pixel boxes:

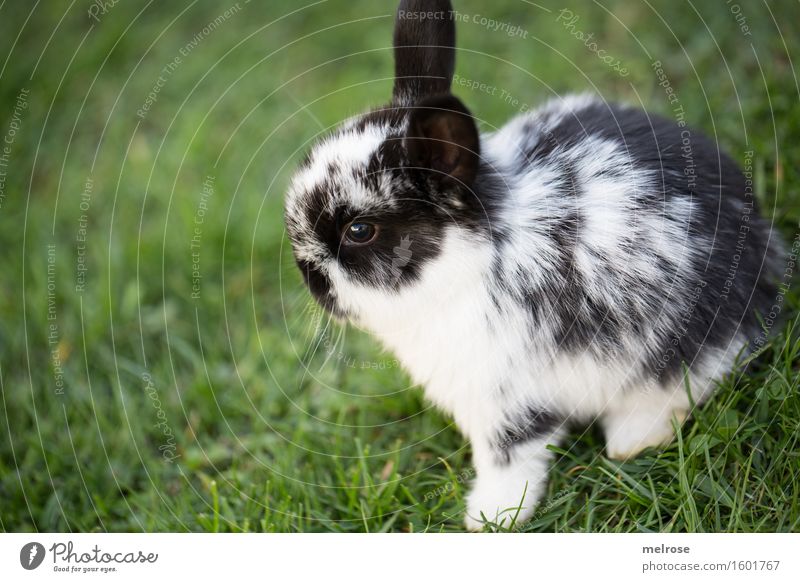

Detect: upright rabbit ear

[393,0,455,102]
[404,94,480,190]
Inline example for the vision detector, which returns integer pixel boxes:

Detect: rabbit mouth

[295,258,349,319]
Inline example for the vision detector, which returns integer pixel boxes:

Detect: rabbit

[284,0,784,530]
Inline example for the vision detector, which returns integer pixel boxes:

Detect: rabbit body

[285,0,782,529]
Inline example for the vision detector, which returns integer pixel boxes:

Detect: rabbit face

[285,109,446,319]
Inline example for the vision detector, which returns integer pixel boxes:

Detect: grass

[1,0,799,532]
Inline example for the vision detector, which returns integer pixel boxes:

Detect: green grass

[1,0,799,532]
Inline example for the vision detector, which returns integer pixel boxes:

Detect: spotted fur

[284,0,784,529]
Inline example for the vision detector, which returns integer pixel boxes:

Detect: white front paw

[464,479,536,531]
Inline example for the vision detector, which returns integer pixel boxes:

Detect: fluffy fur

[284,0,783,529]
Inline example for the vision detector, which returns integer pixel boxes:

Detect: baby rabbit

[285,0,783,529]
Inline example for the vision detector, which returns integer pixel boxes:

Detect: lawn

[1,0,798,532]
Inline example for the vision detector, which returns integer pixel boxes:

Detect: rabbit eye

[343,222,378,246]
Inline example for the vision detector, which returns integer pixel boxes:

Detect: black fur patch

[331,198,446,290]
[295,259,345,317]
[494,406,560,464]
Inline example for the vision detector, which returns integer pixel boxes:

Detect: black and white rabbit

[285,0,783,529]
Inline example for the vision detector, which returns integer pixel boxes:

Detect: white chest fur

[335,231,501,430]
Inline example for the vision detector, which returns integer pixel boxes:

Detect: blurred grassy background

[0,0,798,532]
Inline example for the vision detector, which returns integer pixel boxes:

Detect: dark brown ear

[393,0,455,102]
[404,94,480,189]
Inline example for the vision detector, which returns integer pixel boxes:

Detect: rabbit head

[285,0,485,321]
